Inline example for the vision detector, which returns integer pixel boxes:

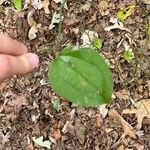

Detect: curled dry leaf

[43,0,50,14]
[122,99,150,129]
[104,18,131,33]
[109,109,136,139]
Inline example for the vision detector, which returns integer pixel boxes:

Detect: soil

[0,0,150,150]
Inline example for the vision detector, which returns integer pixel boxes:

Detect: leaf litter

[0,0,150,149]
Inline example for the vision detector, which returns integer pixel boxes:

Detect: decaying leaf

[109,109,136,139]
[81,30,98,48]
[122,99,150,129]
[49,12,64,29]
[141,0,150,4]
[98,104,108,118]
[53,128,61,140]
[43,0,50,14]
[32,0,43,10]
[104,18,131,33]
[32,136,51,149]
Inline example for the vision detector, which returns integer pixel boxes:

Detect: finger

[0,53,39,82]
[0,33,28,56]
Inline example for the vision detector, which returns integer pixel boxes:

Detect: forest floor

[0,0,150,150]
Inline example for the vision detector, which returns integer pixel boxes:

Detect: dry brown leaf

[53,128,61,140]
[109,109,136,139]
[43,0,50,14]
[122,99,150,129]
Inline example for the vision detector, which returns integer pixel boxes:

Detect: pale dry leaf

[24,0,30,9]
[32,136,51,149]
[140,0,150,4]
[109,109,136,139]
[28,25,38,40]
[32,0,43,10]
[115,89,130,100]
[27,10,36,27]
[98,104,108,118]
[43,0,50,14]
[49,12,64,29]
[0,0,5,5]
[81,30,98,48]
[104,18,131,33]
[81,0,92,11]
[122,99,150,129]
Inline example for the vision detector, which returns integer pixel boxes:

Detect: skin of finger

[0,33,28,56]
[0,54,38,83]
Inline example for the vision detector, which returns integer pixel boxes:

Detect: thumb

[0,53,39,81]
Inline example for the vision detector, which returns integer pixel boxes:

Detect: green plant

[13,0,22,11]
[48,47,113,107]
[52,99,60,111]
[123,49,134,62]
[117,5,135,21]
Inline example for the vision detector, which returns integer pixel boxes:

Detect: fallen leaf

[98,104,108,118]
[122,99,150,129]
[43,0,50,14]
[32,0,43,10]
[28,25,38,40]
[49,12,64,29]
[81,30,98,48]
[141,0,150,4]
[75,120,86,144]
[104,18,131,33]
[0,0,5,5]
[81,0,92,11]
[53,128,61,140]
[32,136,51,149]
[109,109,136,139]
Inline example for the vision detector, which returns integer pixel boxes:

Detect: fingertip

[26,53,39,68]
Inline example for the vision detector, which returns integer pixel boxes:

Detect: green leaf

[92,38,103,49]
[117,5,135,21]
[48,47,113,107]
[13,0,22,11]
[123,49,134,61]
[52,99,60,111]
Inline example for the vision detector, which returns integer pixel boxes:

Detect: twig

[55,0,66,51]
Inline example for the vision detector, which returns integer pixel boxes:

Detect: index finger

[0,33,28,56]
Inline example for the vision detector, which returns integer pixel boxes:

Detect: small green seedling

[92,38,103,49]
[123,49,134,61]
[117,5,135,21]
[52,99,60,111]
[13,0,22,11]
[48,47,113,107]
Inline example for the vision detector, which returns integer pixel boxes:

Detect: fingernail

[27,53,39,68]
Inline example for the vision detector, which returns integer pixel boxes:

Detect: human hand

[0,33,39,83]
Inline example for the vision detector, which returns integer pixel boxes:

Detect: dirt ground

[0,0,150,150]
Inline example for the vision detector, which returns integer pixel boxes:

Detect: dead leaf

[109,109,136,139]
[98,104,108,118]
[75,120,86,144]
[122,99,150,129]
[43,0,50,14]
[141,0,150,4]
[104,18,131,33]
[28,25,38,40]
[96,115,103,127]
[53,128,61,140]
